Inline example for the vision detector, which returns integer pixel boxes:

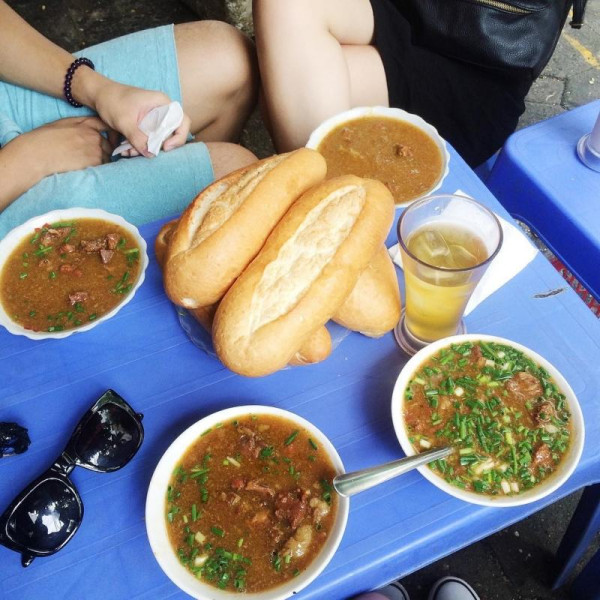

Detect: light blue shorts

[0,25,214,239]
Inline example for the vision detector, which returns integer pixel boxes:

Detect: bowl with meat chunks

[391,334,584,507]
[145,405,349,599]
[0,208,148,339]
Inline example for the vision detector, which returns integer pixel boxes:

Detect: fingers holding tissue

[112,101,187,158]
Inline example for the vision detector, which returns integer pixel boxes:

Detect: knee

[209,21,257,102]
[254,0,324,36]
[176,21,258,104]
[206,142,257,180]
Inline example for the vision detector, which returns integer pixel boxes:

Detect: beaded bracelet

[63,57,95,108]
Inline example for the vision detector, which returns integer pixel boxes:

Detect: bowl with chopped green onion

[145,404,349,599]
[0,208,148,340]
[391,334,584,507]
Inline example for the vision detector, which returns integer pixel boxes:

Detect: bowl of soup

[146,405,349,599]
[306,106,450,206]
[0,208,148,340]
[391,334,584,507]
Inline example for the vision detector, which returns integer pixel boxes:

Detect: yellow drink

[403,223,488,341]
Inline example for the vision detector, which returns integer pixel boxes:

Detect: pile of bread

[155,148,401,377]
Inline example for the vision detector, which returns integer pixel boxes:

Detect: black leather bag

[401,0,588,80]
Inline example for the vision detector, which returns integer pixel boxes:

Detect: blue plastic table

[486,99,600,302]
[2,148,600,600]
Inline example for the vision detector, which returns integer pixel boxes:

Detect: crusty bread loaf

[156,209,331,366]
[163,149,327,308]
[190,303,332,366]
[212,175,395,377]
[333,246,401,337]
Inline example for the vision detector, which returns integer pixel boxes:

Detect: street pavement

[6,1,600,598]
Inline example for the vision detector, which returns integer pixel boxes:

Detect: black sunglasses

[0,390,144,567]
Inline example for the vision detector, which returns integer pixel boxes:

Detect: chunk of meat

[245,479,275,497]
[282,524,313,559]
[68,291,88,305]
[59,244,75,254]
[80,238,105,253]
[532,443,554,470]
[505,372,543,402]
[274,489,310,530]
[237,426,267,458]
[105,233,120,250]
[393,143,413,157]
[471,345,486,367]
[100,249,114,264]
[59,264,75,273]
[40,227,69,246]
[533,400,557,426]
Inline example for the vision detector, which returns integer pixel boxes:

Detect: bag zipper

[471,0,531,14]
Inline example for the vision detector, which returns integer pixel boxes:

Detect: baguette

[333,246,401,337]
[213,175,395,376]
[156,214,331,365]
[190,304,332,366]
[164,149,327,308]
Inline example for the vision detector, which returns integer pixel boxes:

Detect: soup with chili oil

[402,340,572,497]
[165,414,338,593]
[0,218,141,333]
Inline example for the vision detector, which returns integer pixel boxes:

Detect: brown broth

[0,218,141,332]
[165,414,338,593]
[403,340,572,497]
[317,115,443,204]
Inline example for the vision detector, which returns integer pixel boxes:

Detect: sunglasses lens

[7,478,81,552]
[73,403,141,469]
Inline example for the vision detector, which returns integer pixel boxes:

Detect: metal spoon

[333,446,454,497]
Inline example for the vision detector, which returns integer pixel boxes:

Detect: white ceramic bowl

[305,106,450,205]
[391,334,585,507]
[0,208,148,340]
[146,405,349,600]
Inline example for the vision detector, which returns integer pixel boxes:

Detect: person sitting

[0,0,259,238]
[253,0,551,168]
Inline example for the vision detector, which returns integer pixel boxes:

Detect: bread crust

[163,149,327,308]
[155,219,178,270]
[333,246,401,337]
[213,175,395,376]
[289,326,332,366]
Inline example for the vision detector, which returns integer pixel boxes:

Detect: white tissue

[112,101,184,157]
[388,191,538,316]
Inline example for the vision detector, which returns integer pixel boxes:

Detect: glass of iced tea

[394,194,503,355]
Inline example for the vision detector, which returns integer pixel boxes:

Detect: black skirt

[369,0,533,167]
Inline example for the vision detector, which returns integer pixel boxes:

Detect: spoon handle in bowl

[333,446,454,497]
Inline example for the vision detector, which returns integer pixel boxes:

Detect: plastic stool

[486,100,600,302]
[552,483,600,593]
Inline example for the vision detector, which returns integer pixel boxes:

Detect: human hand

[15,117,113,179]
[89,78,191,157]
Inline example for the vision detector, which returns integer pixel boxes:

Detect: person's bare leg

[175,21,259,142]
[253,0,388,151]
[206,142,257,180]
